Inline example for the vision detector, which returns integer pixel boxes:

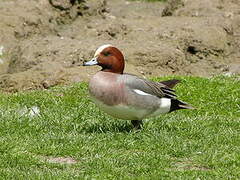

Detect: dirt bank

[0,0,239,92]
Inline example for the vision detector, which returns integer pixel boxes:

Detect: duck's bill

[83,57,98,66]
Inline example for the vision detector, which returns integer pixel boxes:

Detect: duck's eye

[103,52,111,56]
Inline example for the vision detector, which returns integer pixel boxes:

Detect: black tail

[160,79,180,88]
[170,99,194,112]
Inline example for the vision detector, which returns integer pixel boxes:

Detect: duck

[83,44,193,129]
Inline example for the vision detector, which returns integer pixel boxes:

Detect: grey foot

[131,120,143,130]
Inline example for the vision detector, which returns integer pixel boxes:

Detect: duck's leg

[131,120,143,130]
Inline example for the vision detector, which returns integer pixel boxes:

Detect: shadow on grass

[81,122,135,133]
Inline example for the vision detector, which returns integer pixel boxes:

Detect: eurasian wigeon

[83,44,193,129]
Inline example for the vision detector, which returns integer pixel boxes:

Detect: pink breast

[89,72,126,106]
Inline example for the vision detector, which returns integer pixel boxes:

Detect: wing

[159,79,180,88]
[121,74,178,99]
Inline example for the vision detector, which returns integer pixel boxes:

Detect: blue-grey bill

[83,57,98,66]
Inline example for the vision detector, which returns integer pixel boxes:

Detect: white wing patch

[134,89,152,96]
[94,44,113,57]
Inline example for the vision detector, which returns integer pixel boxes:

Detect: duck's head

[83,44,125,74]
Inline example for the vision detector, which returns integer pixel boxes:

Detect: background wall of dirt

[0,0,239,92]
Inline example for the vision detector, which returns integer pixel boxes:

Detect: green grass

[0,75,239,179]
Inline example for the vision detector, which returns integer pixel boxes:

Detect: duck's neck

[101,68,123,74]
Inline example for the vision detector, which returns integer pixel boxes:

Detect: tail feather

[160,79,195,112]
[170,99,194,112]
[160,79,181,88]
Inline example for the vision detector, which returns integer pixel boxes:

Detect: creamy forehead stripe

[94,44,113,57]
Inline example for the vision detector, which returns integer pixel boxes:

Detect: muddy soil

[0,0,239,92]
